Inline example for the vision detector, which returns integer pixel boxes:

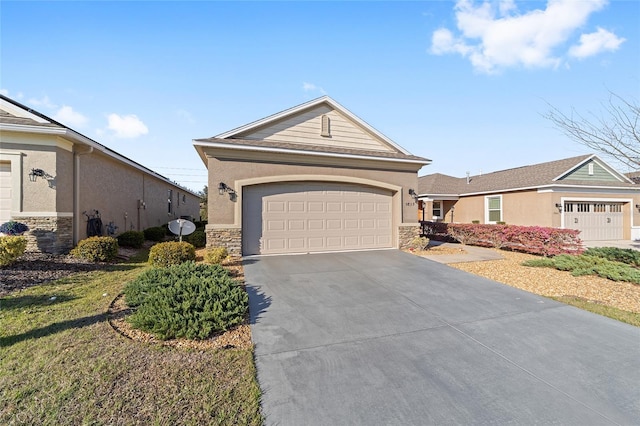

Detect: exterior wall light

[408,188,419,201]
[29,168,46,182]
[218,182,237,201]
[555,203,563,212]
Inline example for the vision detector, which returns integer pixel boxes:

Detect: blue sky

[2,1,638,192]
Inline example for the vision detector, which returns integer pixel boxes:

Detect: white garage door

[0,162,11,224]
[243,182,393,255]
[564,202,624,241]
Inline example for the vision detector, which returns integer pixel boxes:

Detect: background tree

[544,91,639,170]
[198,185,208,222]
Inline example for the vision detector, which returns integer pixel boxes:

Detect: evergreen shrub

[124,262,248,340]
[117,230,144,248]
[205,247,228,265]
[71,236,119,262]
[148,241,195,267]
[0,235,27,266]
[184,229,206,248]
[143,226,166,242]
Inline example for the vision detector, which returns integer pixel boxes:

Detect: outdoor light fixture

[636,204,640,210]
[218,182,237,200]
[29,168,46,182]
[408,188,419,201]
[555,203,563,212]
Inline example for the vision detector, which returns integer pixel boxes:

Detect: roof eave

[193,140,431,166]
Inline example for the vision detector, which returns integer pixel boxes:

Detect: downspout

[73,146,93,245]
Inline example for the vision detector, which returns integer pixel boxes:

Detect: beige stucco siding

[238,105,395,153]
[0,134,63,213]
[206,154,419,228]
[77,152,199,239]
[55,146,74,213]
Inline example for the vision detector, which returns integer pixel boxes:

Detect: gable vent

[320,114,331,137]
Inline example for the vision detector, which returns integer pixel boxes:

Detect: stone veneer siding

[398,224,421,250]
[13,216,74,254]
[206,227,242,256]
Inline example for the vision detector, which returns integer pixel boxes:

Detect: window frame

[485,195,502,224]
[432,200,442,219]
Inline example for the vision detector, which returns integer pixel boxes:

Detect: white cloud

[106,113,148,138]
[302,82,326,95]
[27,95,57,109]
[430,0,621,74]
[569,27,625,58]
[53,105,88,128]
[0,89,8,96]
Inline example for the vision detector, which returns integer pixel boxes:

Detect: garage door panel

[564,202,624,241]
[0,163,12,223]
[243,182,393,255]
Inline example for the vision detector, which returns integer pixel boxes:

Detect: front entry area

[242,182,393,255]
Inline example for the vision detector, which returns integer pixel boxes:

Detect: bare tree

[544,91,639,170]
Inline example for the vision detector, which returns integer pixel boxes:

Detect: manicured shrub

[0,235,27,266]
[117,230,144,248]
[205,247,228,265]
[71,236,119,262]
[124,262,248,340]
[148,241,195,267]
[583,247,640,267]
[0,221,29,236]
[143,226,166,242]
[184,229,206,248]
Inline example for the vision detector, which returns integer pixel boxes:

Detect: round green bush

[143,226,166,242]
[117,230,144,248]
[148,241,195,267]
[184,229,206,248]
[205,246,228,265]
[71,236,119,262]
[0,235,27,266]
[124,261,248,340]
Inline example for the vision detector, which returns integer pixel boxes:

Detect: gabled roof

[0,95,199,196]
[215,96,411,154]
[194,96,431,167]
[418,154,637,197]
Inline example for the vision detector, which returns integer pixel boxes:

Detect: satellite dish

[168,219,196,241]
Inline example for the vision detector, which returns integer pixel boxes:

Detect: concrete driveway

[244,250,640,425]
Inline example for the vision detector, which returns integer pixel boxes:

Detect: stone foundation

[206,226,242,256]
[398,224,421,250]
[13,215,74,254]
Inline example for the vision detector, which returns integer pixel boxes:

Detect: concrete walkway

[244,250,640,425]
[584,240,640,251]
[418,242,504,264]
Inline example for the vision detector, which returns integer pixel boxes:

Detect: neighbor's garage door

[243,182,393,255]
[0,162,11,223]
[564,202,624,241]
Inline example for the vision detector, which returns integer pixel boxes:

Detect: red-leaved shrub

[420,221,582,256]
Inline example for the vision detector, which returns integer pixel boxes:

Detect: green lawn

[0,257,262,425]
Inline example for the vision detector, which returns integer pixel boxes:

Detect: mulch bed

[0,252,105,296]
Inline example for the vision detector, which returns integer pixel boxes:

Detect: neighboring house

[0,95,200,253]
[627,171,640,184]
[418,155,640,241]
[194,96,430,256]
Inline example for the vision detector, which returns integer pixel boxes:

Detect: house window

[168,189,173,214]
[486,195,502,223]
[432,201,442,219]
[183,194,186,203]
[588,163,594,175]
